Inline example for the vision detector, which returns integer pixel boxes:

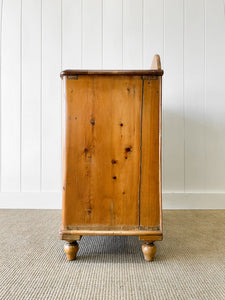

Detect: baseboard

[163,193,225,209]
[0,192,224,209]
[0,192,61,209]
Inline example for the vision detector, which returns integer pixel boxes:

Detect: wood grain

[61,65,163,262]
[142,242,157,261]
[64,241,79,261]
[140,77,162,227]
[62,75,142,228]
[139,235,162,241]
[151,54,161,70]
[60,70,164,78]
[60,227,162,236]
[59,234,81,242]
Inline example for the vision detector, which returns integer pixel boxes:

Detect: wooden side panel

[140,77,162,228]
[62,75,142,228]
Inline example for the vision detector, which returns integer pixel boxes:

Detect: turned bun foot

[142,242,156,261]
[64,241,79,261]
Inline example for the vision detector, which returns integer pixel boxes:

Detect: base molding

[0,192,61,209]
[59,227,162,237]
[0,192,224,209]
[163,193,225,209]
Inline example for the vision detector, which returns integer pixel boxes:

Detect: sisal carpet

[0,210,224,300]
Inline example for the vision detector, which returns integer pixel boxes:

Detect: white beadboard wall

[0,0,225,209]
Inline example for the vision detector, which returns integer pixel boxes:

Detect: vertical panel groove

[203,0,206,191]
[122,0,124,69]
[123,0,142,69]
[138,78,144,226]
[164,0,184,191]
[83,0,102,68]
[42,0,61,190]
[22,0,42,191]
[81,0,83,68]
[40,0,43,192]
[0,0,225,202]
[60,0,62,191]
[184,0,205,191]
[224,0,225,19]
[183,0,186,192]
[102,0,123,68]
[163,0,165,64]
[205,0,225,190]
[101,0,103,68]
[141,0,143,68]
[2,0,22,190]
[61,0,62,70]
[162,0,165,190]
[20,0,22,192]
[0,0,3,192]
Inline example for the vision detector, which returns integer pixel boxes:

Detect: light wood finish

[139,235,162,241]
[151,54,161,70]
[60,234,81,242]
[62,75,142,227]
[64,241,79,261]
[60,55,163,261]
[140,76,162,227]
[60,228,162,236]
[142,242,157,262]
[60,69,163,78]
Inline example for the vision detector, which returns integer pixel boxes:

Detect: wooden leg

[64,241,79,261]
[142,241,156,261]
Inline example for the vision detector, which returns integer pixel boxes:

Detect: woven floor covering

[0,210,224,300]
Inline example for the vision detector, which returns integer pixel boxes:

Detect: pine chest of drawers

[59,55,163,261]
